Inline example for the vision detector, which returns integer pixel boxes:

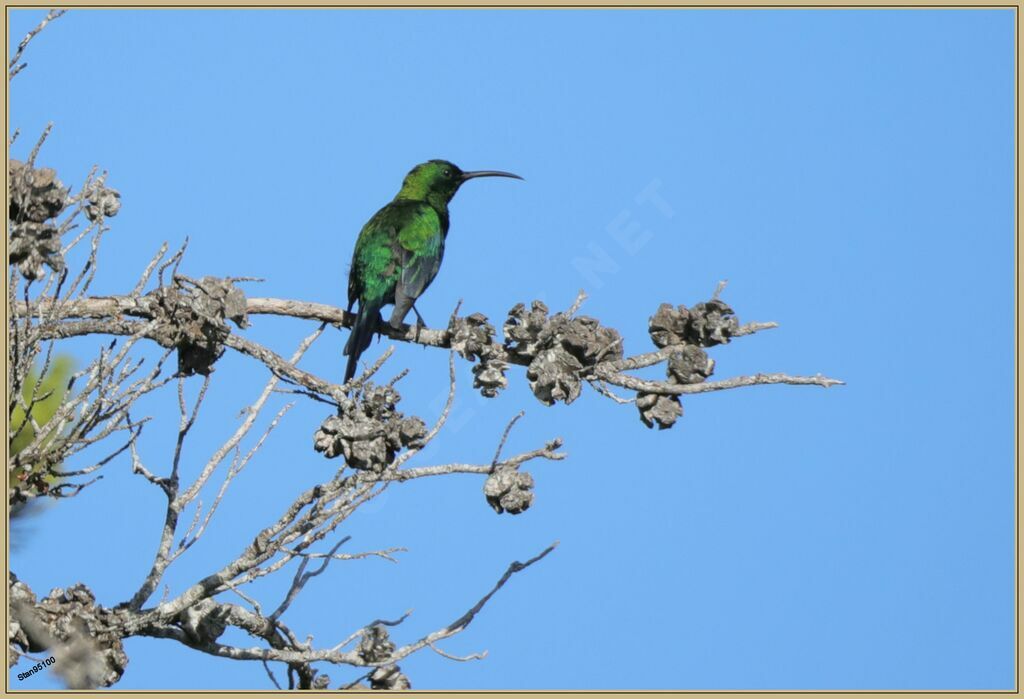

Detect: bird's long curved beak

[459,170,524,181]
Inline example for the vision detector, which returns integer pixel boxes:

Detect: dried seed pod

[484,468,535,515]
[8,221,63,280]
[313,415,346,459]
[560,315,624,365]
[506,300,624,405]
[649,299,739,349]
[9,159,68,223]
[503,300,551,362]
[667,346,714,384]
[27,583,127,688]
[687,299,739,346]
[145,277,249,375]
[636,391,683,429]
[448,312,496,361]
[648,303,688,349]
[84,183,121,222]
[526,348,583,406]
[397,415,427,447]
[178,598,228,644]
[358,625,396,664]
[369,664,411,690]
[473,357,508,398]
[313,382,426,472]
[8,160,70,280]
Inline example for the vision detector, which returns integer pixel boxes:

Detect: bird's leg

[411,304,427,343]
[411,304,427,328]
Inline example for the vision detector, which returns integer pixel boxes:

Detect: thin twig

[331,611,413,653]
[712,279,728,300]
[269,536,350,622]
[26,122,53,167]
[565,289,588,317]
[491,411,525,466]
[428,642,487,662]
[133,242,169,296]
[261,661,282,690]
[8,9,66,77]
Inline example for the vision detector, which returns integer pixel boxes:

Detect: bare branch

[277,546,404,564]
[179,325,323,507]
[429,642,487,662]
[565,289,588,317]
[269,536,351,622]
[123,542,555,673]
[596,367,845,395]
[130,437,169,494]
[25,316,346,403]
[492,411,525,466]
[133,242,169,296]
[220,578,264,616]
[8,9,66,78]
[27,122,53,166]
[332,611,413,652]
[587,378,635,404]
[261,661,282,690]
[386,542,559,663]
[225,333,344,401]
[17,295,820,411]
[390,440,565,483]
[128,327,322,610]
[712,278,728,300]
[393,351,456,471]
[178,401,294,556]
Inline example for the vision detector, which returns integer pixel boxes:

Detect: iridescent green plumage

[344,160,521,382]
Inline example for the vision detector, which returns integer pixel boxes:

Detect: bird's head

[396,160,522,206]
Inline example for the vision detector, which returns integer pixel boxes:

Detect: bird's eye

[443,169,451,178]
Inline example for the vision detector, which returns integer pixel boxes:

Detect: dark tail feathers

[344,297,383,383]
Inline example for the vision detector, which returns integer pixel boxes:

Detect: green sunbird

[344,160,522,382]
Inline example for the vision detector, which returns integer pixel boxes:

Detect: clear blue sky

[8,8,1015,690]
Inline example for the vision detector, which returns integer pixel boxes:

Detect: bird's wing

[346,255,359,312]
[396,204,444,302]
[350,204,406,305]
